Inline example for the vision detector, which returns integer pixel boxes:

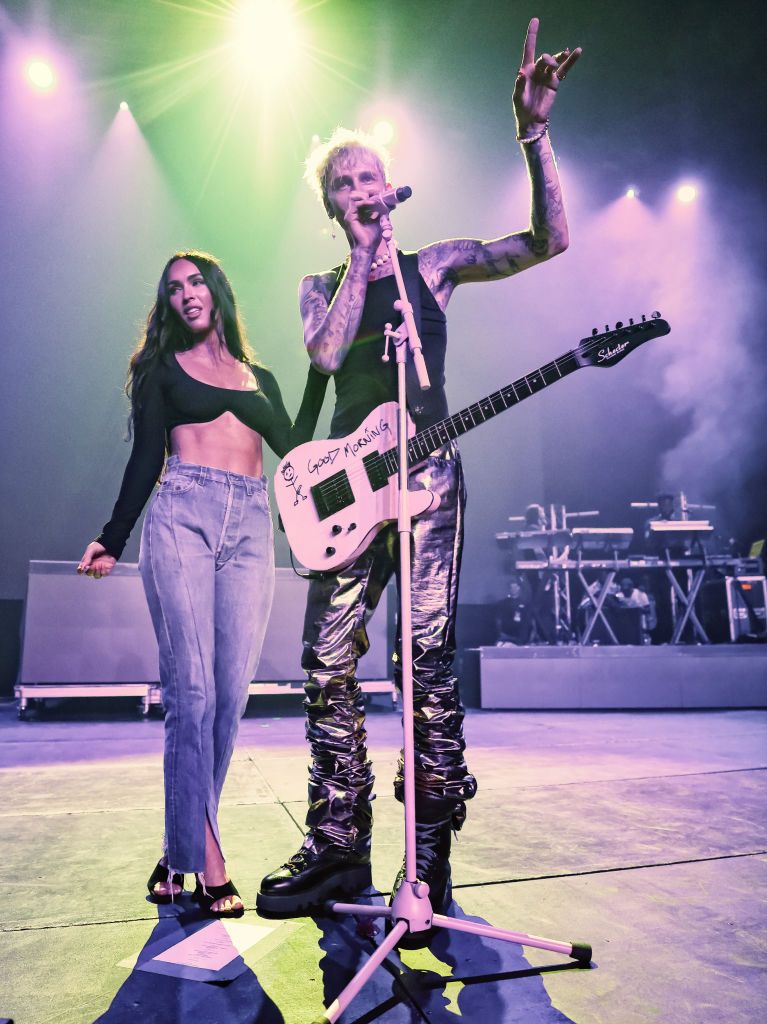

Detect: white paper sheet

[152,920,274,970]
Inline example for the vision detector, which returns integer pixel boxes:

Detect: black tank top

[329,254,449,439]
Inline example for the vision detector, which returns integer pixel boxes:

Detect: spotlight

[119,100,129,112]
[25,58,56,92]
[625,187,638,199]
[676,183,698,203]
[230,0,305,88]
[372,120,395,147]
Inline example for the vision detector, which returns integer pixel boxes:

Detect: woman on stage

[78,251,303,916]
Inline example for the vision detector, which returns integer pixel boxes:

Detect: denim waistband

[163,455,268,496]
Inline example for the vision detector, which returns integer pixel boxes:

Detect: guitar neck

[403,347,582,467]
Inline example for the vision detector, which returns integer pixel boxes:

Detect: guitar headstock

[576,312,671,368]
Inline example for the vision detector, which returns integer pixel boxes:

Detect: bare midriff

[170,412,264,478]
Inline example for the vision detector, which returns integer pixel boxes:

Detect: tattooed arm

[299,246,375,374]
[418,134,567,307]
[418,18,581,310]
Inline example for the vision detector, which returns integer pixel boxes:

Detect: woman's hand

[513,17,581,137]
[77,542,117,579]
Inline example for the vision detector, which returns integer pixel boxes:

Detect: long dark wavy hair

[127,251,256,432]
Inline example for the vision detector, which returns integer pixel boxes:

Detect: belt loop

[198,465,207,486]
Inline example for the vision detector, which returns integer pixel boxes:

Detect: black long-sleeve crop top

[96,354,316,559]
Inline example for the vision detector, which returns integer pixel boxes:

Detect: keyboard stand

[665,560,710,643]
[578,560,620,645]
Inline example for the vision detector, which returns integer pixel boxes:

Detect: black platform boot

[389,795,460,948]
[258,755,375,916]
[257,839,372,916]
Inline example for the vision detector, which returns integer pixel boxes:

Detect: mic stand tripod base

[328,874,433,936]
[314,892,592,1023]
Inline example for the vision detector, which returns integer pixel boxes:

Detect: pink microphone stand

[313,200,592,1024]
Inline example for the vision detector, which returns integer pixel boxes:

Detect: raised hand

[513,17,581,136]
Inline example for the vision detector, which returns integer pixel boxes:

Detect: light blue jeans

[139,456,274,872]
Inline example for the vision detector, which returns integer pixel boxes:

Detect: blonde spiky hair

[304,127,391,215]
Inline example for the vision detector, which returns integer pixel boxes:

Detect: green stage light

[230,0,306,88]
[97,0,366,202]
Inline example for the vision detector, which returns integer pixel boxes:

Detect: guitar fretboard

[376,347,582,477]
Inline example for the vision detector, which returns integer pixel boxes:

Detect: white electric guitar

[276,314,671,571]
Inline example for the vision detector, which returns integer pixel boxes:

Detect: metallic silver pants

[300,447,477,853]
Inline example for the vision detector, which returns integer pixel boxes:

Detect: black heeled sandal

[193,874,245,918]
[147,860,184,904]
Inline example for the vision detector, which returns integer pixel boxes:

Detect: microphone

[361,186,413,218]
[378,185,412,209]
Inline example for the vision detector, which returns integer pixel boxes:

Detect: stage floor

[1,696,766,1023]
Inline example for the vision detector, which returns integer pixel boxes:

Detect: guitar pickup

[311,470,354,521]
[363,451,390,492]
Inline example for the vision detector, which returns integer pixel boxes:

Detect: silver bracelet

[516,119,549,145]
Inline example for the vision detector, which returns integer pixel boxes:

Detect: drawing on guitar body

[275,401,438,571]
[276,314,671,572]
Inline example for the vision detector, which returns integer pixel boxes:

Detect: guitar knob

[605,324,610,332]
[349,523,357,531]
[331,525,342,535]
[592,328,598,336]
[629,318,634,325]
[325,546,336,557]
[615,321,623,329]
[641,314,647,322]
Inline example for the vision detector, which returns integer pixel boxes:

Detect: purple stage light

[24,57,56,92]
[372,119,395,146]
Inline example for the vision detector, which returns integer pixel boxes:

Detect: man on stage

[258,18,581,919]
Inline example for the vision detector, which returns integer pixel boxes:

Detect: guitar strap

[295,252,423,440]
[400,252,424,411]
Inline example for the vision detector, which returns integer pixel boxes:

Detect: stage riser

[19,562,390,685]
[479,646,767,709]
